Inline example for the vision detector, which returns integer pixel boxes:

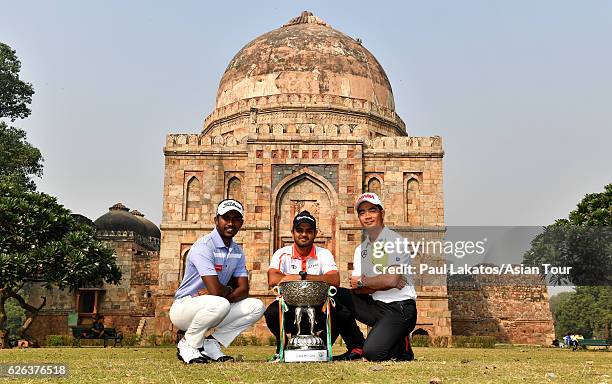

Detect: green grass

[0,345,610,383]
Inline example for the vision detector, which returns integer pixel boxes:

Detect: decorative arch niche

[184,176,201,222]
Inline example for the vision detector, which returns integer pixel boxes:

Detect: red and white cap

[354,192,384,211]
[217,199,244,217]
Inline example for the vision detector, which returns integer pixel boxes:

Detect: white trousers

[169,295,265,349]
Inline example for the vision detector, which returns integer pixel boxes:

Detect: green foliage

[0,183,122,292]
[0,43,34,121]
[267,335,276,346]
[523,184,612,286]
[569,184,612,226]
[4,297,25,338]
[549,287,612,339]
[230,334,267,346]
[412,334,431,347]
[122,333,139,346]
[432,336,450,348]
[0,122,43,191]
[45,334,72,346]
[452,336,497,348]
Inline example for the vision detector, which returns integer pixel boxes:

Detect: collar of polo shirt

[291,243,317,259]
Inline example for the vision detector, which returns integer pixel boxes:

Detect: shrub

[452,336,496,348]
[122,333,139,346]
[46,335,72,346]
[432,336,450,348]
[267,335,276,346]
[231,335,248,346]
[412,335,431,347]
[248,335,261,346]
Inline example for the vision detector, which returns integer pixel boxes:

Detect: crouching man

[170,199,265,364]
[334,193,417,361]
[264,211,364,362]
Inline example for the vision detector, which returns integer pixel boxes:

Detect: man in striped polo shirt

[170,199,265,364]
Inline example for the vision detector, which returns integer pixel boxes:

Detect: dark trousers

[334,287,417,361]
[264,300,364,353]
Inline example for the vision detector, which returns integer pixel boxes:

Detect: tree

[524,184,612,286]
[0,122,43,191]
[0,183,122,348]
[549,287,611,339]
[0,42,42,191]
[0,42,34,121]
[524,184,612,339]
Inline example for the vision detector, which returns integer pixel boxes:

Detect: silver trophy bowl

[279,280,330,307]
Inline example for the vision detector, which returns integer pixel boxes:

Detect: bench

[577,339,611,349]
[71,326,123,347]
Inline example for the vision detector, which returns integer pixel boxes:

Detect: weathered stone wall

[448,273,555,345]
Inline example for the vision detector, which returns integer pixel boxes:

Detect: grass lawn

[0,345,610,383]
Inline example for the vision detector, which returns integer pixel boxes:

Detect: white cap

[354,192,384,211]
[216,199,244,217]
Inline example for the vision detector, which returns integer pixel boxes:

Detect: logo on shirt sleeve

[214,264,223,272]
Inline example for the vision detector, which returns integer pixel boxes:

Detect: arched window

[185,177,201,222]
[406,178,420,225]
[367,177,381,197]
[227,176,243,202]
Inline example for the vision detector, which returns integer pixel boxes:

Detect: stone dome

[94,203,148,237]
[130,209,161,239]
[215,11,395,111]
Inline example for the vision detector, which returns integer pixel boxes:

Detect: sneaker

[177,338,209,364]
[333,348,364,361]
[200,338,235,362]
[267,353,281,363]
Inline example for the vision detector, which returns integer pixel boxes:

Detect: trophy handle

[328,286,337,297]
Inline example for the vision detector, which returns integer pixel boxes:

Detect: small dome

[94,203,148,237]
[215,11,394,111]
[130,209,161,239]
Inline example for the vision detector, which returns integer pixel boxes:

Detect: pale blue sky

[1,1,611,226]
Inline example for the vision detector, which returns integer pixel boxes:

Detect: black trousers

[334,287,417,361]
[264,300,364,354]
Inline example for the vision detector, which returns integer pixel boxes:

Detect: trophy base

[284,349,328,362]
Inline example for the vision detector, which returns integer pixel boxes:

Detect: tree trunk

[8,292,46,344]
[0,290,9,349]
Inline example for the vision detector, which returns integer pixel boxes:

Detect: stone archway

[271,168,338,257]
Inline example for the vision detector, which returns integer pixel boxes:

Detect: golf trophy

[274,274,336,362]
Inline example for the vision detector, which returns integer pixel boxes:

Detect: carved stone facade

[157,12,450,340]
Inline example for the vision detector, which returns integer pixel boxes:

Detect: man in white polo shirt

[334,192,417,361]
[170,199,265,364]
[264,211,364,362]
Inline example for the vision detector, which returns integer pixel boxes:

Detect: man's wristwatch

[299,271,307,280]
[356,279,364,288]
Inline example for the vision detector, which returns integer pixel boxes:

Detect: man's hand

[349,275,363,289]
[280,274,301,283]
[395,275,407,290]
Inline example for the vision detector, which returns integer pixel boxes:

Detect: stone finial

[130,209,145,217]
[109,203,129,211]
[283,11,329,27]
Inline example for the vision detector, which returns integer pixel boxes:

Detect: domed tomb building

[26,203,161,340]
[158,11,450,338]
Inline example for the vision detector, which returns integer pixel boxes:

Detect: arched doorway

[271,168,338,256]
